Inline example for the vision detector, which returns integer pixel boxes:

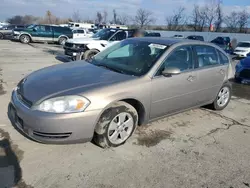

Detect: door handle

[219,69,225,75]
[187,75,196,82]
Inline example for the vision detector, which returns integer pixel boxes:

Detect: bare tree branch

[72,10,81,22]
[166,7,186,31]
[96,11,103,24]
[133,8,155,28]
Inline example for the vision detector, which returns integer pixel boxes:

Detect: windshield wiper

[96,64,126,74]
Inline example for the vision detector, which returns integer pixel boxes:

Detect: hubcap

[217,87,230,107]
[23,36,29,43]
[107,112,134,145]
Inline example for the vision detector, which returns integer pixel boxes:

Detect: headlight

[35,96,90,113]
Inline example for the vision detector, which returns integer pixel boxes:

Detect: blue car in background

[235,57,250,84]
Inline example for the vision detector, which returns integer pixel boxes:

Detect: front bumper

[8,90,102,144]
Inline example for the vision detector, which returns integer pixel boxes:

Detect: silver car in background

[8,38,232,148]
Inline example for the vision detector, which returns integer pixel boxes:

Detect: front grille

[64,42,73,48]
[239,69,250,79]
[16,90,32,108]
[33,131,72,139]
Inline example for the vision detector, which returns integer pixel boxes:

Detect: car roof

[126,37,212,46]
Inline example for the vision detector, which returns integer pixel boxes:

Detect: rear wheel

[93,101,138,148]
[211,83,231,110]
[84,49,99,61]
[20,34,31,44]
[0,33,3,40]
[58,37,67,45]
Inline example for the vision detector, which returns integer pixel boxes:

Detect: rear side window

[194,45,219,68]
[217,50,229,64]
[77,30,84,33]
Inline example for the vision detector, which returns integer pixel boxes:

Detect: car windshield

[27,24,35,29]
[90,39,168,76]
[237,42,250,48]
[92,29,117,40]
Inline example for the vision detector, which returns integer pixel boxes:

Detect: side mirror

[162,67,181,77]
[33,28,37,32]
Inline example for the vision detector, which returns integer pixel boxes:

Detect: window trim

[153,45,195,78]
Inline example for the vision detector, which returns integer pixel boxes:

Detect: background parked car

[186,35,204,41]
[235,57,250,84]
[64,28,138,60]
[72,28,93,38]
[13,24,73,45]
[0,24,26,39]
[172,34,184,39]
[233,41,250,58]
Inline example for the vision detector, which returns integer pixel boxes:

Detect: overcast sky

[0,0,250,24]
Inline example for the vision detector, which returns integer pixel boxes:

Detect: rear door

[32,25,53,42]
[192,45,228,104]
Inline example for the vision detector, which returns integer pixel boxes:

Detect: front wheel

[58,37,67,45]
[211,83,231,110]
[94,101,138,148]
[84,49,99,61]
[20,35,30,44]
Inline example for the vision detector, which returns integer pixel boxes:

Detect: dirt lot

[0,40,250,188]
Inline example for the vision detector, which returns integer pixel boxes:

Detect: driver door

[150,45,199,119]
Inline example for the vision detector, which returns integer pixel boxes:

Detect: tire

[84,49,99,61]
[94,101,138,148]
[0,33,3,40]
[210,83,232,111]
[20,34,31,44]
[58,37,67,45]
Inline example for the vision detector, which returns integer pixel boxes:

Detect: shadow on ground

[231,81,250,100]
[0,129,33,188]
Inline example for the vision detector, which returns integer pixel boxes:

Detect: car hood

[18,61,134,104]
[66,37,101,44]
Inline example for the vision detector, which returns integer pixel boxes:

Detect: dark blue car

[235,57,250,84]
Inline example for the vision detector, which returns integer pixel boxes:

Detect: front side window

[91,40,168,76]
[109,31,127,41]
[45,26,51,32]
[156,46,193,76]
[194,45,219,68]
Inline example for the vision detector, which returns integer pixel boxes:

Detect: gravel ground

[0,40,250,188]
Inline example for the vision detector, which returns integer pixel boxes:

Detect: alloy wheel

[217,87,230,107]
[107,112,134,145]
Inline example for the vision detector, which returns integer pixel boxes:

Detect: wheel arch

[19,33,32,41]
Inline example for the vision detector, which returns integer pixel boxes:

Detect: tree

[214,2,223,32]
[103,10,108,24]
[96,11,103,24]
[238,10,250,33]
[119,14,129,25]
[166,7,186,31]
[113,9,117,24]
[133,8,155,28]
[46,10,52,24]
[7,15,23,24]
[72,10,81,22]
[224,11,239,32]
